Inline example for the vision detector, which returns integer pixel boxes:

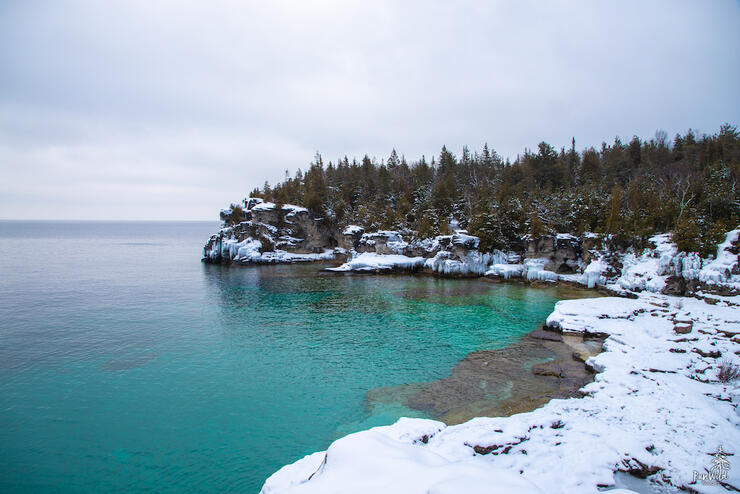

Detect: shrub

[672,215,701,253]
[717,359,740,383]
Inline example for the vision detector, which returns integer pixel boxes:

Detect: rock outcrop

[203,199,337,264]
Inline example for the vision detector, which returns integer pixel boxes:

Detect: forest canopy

[248,124,740,257]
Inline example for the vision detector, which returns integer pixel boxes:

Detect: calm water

[0,221,572,493]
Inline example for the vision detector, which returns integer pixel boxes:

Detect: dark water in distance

[0,221,571,493]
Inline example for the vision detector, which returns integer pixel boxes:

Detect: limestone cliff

[202,198,739,296]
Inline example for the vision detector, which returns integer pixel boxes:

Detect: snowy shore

[260,233,740,494]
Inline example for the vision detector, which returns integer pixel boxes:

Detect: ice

[486,263,526,279]
[583,259,607,288]
[327,252,426,273]
[424,250,491,275]
[524,258,559,282]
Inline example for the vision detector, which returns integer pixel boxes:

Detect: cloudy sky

[1,1,738,220]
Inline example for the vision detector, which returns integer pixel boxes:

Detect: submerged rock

[394,329,604,425]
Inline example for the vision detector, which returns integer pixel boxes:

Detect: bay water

[0,221,572,492]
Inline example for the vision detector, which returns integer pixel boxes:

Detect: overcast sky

[1,0,739,220]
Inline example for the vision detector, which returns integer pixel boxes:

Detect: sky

[1,1,739,221]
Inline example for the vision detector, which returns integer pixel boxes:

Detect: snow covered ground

[260,232,740,494]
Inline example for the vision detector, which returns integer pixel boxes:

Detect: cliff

[203,198,740,297]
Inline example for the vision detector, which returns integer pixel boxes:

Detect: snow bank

[327,252,426,273]
[262,292,740,493]
[262,418,546,494]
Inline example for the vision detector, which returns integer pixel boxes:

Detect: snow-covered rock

[326,252,426,273]
[262,418,546,494]
[700,228,740,292]
[206,199,740,294]
[424,250,492,276]
[203,198,337,264]
[342,225,364,236]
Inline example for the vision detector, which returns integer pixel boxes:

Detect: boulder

[673,323,692,334]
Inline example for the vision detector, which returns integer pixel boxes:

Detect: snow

[203,235,336,264]
[276,235,303,246]
[251,201,277,211]
[262,418,547,494]
[609,234,703,293]
[556,233,577,241]
[282,204,308,213]
[257,222,278,233]
[384,232,409,254]
[359,231,409,254]
[262,291,740,494]
[342,225,364,236]
[700,228,740,290]
[326,252,426,273]
[451,233,480,249]
[258,250,336,263]
[282,204,309,218]
[245,197,265,209]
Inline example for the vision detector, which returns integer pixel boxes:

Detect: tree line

[247,124,739,256]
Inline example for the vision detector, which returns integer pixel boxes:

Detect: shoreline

[202,229,740,493]
[260,287,740,493]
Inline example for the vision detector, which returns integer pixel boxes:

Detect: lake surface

[0,221,578,493]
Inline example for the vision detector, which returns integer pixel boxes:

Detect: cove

[0,221,591,493]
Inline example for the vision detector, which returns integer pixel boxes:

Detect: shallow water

[0,221,587,493]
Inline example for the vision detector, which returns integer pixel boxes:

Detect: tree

[242,124,738,256]
[579,148,601,184]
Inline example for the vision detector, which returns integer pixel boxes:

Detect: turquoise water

[0,221,569,493]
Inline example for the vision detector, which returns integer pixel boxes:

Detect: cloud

[1,0,739,219]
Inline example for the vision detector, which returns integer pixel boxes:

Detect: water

[0,221,575,493]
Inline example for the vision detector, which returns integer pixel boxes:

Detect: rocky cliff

[203,198,740,296]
